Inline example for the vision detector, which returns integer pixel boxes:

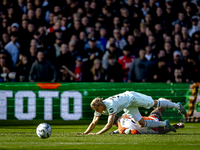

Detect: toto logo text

[0,90,82,121]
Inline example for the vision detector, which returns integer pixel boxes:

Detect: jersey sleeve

[105,100,118,115]
[130,129,139,134]
[94,111,101,117]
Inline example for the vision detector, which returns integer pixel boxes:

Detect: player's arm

[95,114,115,135]
[119,126,139,134]
[110,129,119,134]
[118,119,139,134]
[76,116,99,135]
[84,116,100,134]
[123,129,139,134]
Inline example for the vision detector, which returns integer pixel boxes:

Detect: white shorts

[123,91,154,122]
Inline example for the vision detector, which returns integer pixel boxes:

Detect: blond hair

[90,97,103,109]
[90,59,104,76]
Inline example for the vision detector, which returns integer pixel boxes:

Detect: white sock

[157,99,176,108]
[144,120,166,127]
[175,104,180,109]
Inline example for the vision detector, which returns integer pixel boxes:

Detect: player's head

[113,115,121,126]
[90,97,105,113]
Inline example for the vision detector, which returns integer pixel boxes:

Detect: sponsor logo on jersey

[109,108,114,113]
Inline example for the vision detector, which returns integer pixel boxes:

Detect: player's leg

[124,107,175,131]
[150,107,166,120]
[149,107,166,134]
[152,98,186,117]
[162,123,184,134]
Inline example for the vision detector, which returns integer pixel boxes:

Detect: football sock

[144,120,166,127]
[157,99,176,108]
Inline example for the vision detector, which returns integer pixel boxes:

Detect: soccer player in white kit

[77,91,186,135]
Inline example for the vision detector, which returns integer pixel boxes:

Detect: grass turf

[0,123,200,150]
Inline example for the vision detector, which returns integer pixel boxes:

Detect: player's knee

[159,107,166,112]
[138,123,145,127]
[152,100,157,107]
[137,119,145,127]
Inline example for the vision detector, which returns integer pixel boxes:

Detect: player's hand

[88,133,97,135]
[109,131,116,134]
[76,133,86,135]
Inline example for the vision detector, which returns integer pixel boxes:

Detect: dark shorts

[149,112,165,134]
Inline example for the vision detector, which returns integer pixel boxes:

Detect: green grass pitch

[0,123,200,150]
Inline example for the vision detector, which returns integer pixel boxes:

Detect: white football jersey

[119,115,159,134]
[94,91,154,117]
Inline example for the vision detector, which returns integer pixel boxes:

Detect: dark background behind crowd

[1,0,200,83]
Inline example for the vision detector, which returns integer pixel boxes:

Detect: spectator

[164,42,173,63]
[141,0,150,18]
[1,0,200,83]
[81,16,90,28]
[83,37,103,69]
[173,33,182,50]
[0,18,9,35]
[10,23,19,33]
[173,68,184,82]
[105,54,123,82]
[105,36,115,50]
[155,7,165,25]
[147,35,159,54]
[118,45,136,82]
[111,16,121,30]
[84,35,104,52]
[102,43,122,70]
[193,43,200,61]
[15,55,31,82]
[184,54,200,82]
[26,22,36,44]
[157,49,166,59]
[188,16,199,37]
[165,4,176,32]
[172,23,182,36]
[113,28,127,50]
[181,26,190,42]
[35,7,48,27]
[90,58,105,82]
[143,13,154,29]
[120,26,129,41]
[126,34,141,57]
[67,40,80,69]
[71,55,92,82]
[76,31,87,54]
[179,41,187,53]
[55,43,70,70]
[4,32,20,67]
[172,11,188,27]
[53,36,63,58]
[0,49,13,73]
[101,6,113,30]
[145,44,156,61]
[1,33,10,49]
[29,50,57,82]
[151,57,170,82]
[128,49,152,82]
[28,46,37,65]
[168,50,185,82]
[59,65,75,82]
[181,47,190,64]
[98,27,108,52]
[47,20,62,34]
[27,9,36,23]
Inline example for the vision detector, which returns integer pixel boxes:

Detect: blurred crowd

[1,0,200,83]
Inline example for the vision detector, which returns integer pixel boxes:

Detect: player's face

[93,104,105,113]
